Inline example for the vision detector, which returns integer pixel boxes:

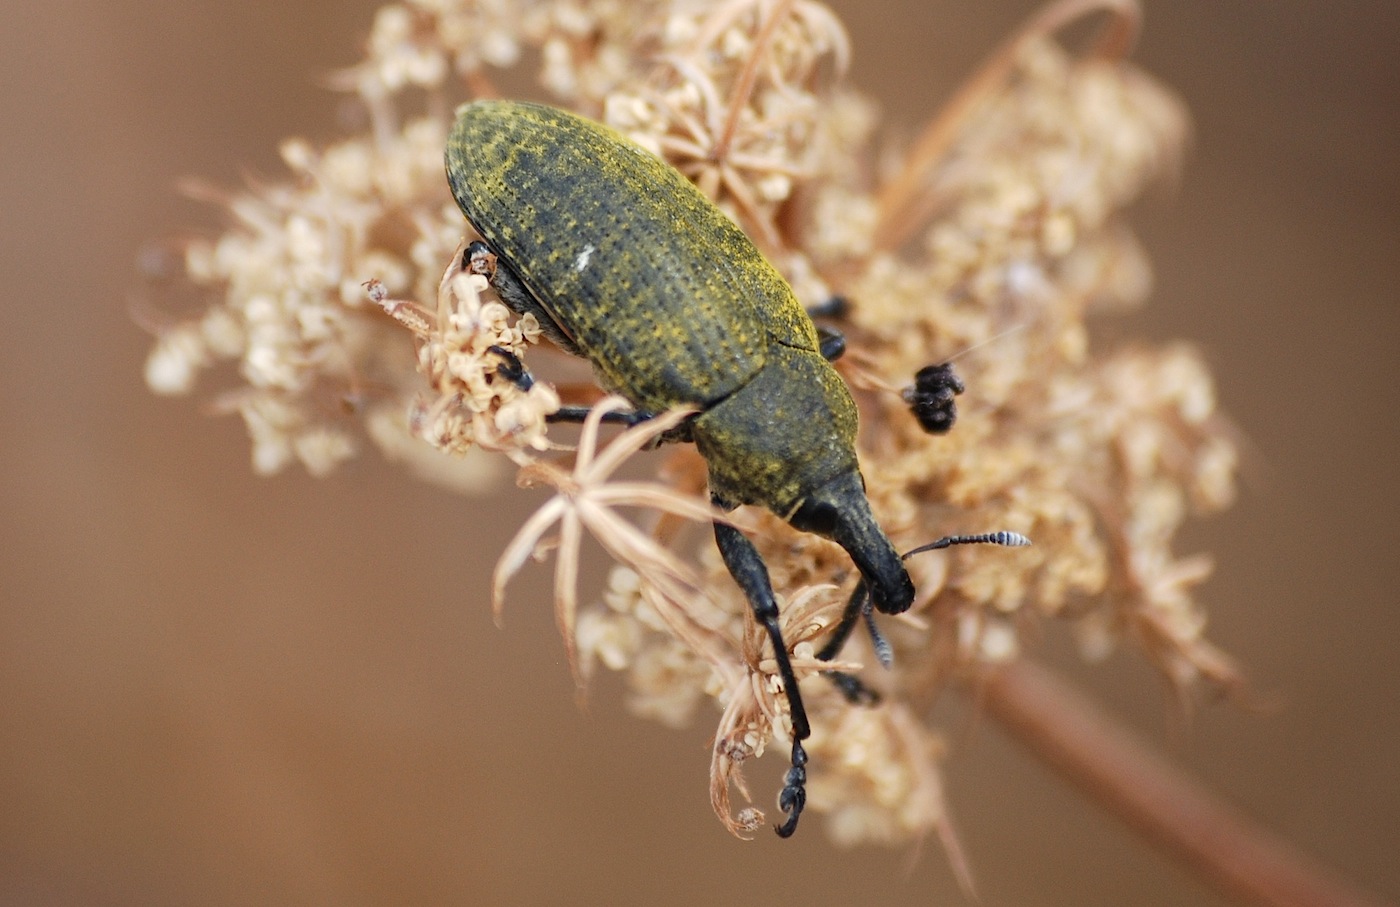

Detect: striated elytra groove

[446,99,818,411]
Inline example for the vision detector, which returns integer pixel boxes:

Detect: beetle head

[789,469,915,615]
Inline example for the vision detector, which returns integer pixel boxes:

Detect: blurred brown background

[2,1,1396,904]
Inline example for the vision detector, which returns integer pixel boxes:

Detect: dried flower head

[143,0,1240,862]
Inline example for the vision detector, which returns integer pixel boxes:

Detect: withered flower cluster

[145,0,1240,855]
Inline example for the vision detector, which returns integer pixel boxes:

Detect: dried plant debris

[144,0,1240,854]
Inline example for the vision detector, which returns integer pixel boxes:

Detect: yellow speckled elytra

[446,99,914,837]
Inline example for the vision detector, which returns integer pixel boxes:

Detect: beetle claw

[774,740,808,838]
[487,345,534,391]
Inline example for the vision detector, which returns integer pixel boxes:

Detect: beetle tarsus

[904,362,966,434]
[712,515,813,838]
[822,669,881,706]
[774,739,808,838]
[815,325,847,362]
[487,345,534,391]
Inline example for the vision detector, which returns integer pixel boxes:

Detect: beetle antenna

[940,323,1028,365]
[902,530,1032,557]
[863,607,895,669]
[819,530,1031,684]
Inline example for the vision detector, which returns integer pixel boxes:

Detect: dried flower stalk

[144,0,1253,872]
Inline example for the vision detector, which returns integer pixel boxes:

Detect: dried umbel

[143,0,1239,859]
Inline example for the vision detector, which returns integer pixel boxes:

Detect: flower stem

[977,659,1388,907]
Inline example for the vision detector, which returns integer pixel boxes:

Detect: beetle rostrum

[445,99,1021,837]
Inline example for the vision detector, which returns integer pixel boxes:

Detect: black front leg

[712,514,810,838]
[546,406,654,427]
[486,346,656,428]
[816,578,885,706]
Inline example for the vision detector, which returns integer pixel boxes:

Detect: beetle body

[446,100,912,835]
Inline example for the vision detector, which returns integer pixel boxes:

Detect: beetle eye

[790,499,838,536]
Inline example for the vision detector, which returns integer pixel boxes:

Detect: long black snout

[789,470,914,615]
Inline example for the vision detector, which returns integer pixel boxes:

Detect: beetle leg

[804,294,850,320]
[806,296,849,362]
[903,362,965,434]
[712,514,811,838]
[815,326,846,362]
[822,670,881,706]
[486,346,664,429]
[814,588,893,671]
[815,576,885,705]
[816,576,869,663]
[487,345,535,391]
[545,406,654,427]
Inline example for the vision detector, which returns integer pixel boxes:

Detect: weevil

[445,100,1024,837]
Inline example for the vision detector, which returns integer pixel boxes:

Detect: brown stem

[977,659,1390,907]
[711,0,796,162]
